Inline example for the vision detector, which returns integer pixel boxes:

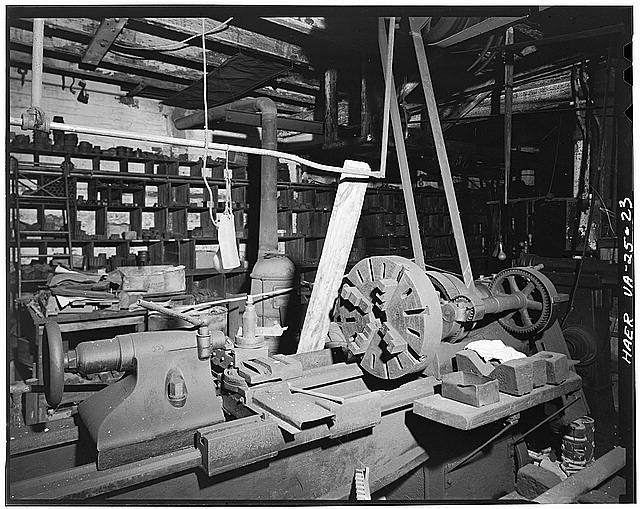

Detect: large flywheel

[334,256,442,379]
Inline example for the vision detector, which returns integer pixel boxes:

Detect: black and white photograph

[4,3,635,504]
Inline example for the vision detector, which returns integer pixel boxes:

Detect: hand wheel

[42,321,64,407]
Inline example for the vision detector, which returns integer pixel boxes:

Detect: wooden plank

[133,17,313,68]
[378,19,425,270]
[409,18,474,289]
[296,173,369,353]
[9,447,202,500]
[224,110,323,134]
[33,17,324,96]
[413,372,582,430]
[81,18,128,69]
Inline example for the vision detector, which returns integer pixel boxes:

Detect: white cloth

[465,339,526,363]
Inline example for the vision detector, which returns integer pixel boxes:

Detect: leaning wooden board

[297,173,369,353]
[413,372,582,430]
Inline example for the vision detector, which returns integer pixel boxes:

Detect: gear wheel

[490,267,558,335]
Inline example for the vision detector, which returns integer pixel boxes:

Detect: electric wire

[200,18,218,229]
[113,18,233,53]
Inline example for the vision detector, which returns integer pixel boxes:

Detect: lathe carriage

[9,255,587,501]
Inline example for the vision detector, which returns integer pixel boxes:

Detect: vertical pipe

[254,98,278,256]
[31,19,45,108]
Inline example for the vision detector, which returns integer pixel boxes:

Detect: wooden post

[409,17,475,290]
[360,58,373,140]
[323,68,338,147]
[378,19,425,271]
[296,173,369,353]
[503,27,514,206]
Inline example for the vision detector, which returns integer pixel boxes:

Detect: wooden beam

[297,174,369,353]
[323,68,338,147]
[262,17,327,35]
[10,26,194,84]
[224,109,323,134]
[503,27,514,205]
[81,18,128,69]
[409,17,475,289]
[10,27,314,109]
[9,50,183,99]
[378,18,425,270]
[13,18,322,98]
[434,16,526,47]
[131,17,313,68]
[360,59,373,140]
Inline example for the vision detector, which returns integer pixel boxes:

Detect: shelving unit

[9,142,490,299]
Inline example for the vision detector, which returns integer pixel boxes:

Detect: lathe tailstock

[9,256,588,501]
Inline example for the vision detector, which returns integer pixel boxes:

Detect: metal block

[197,415,280,477]
[441,371,500,407]
[234,344,269,365]
[531,356,547,388]
[455,350,495,377]
[490,358,534,396]
[532,351,569,385]
[316,392,382,439]
[251,381,335,432]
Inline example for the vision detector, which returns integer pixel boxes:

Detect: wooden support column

[378,19,425,270]
[323,68,339,147]
[360,58,374,140]
[297,173,369,353]
[503,27,514,205]
[409,17,474,289]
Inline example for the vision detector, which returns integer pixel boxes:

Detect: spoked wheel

[491,267,558,335]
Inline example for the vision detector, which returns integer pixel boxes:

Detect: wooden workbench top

[413,372,582,430]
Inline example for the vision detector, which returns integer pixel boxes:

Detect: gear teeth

[354,467,371,501]
[491,267,554,335]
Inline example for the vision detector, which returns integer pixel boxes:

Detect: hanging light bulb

[498,241,507,261]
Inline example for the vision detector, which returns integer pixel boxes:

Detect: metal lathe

[9,254,587,501]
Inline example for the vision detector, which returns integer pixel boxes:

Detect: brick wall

[9,70,219,159]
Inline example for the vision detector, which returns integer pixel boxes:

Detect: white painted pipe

[9,117,374,177]
[31,19,45,107]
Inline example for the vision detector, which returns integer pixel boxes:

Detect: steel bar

[378,20,425,270]
[31,19,44,107]
[9,117,375,177]
[81,18,129,69]
[514,394,582,444]
[448,416,518,472]
[378,17,396,179]
[534,446,626,503]
[409,18,474,289]
[137,299,203,327]
[503,27,514,206]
